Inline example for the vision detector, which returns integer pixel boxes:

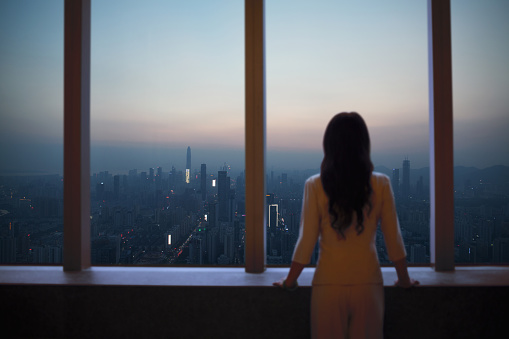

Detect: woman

[274,112,418,339]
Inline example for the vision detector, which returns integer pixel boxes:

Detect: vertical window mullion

[428,0,454,271]
[63,0,91,271]
[245,0,266,273]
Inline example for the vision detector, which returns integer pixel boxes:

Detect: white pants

[311,284,384,339]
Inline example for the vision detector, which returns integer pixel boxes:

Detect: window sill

[1,265,508,287]
[2,266,508,338]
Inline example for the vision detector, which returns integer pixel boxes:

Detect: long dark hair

[320,112,373,237]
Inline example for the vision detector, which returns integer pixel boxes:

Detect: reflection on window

[0,1,63,264]
[90,1,244,265]
[266,1,429,265]
[452,0,509,264]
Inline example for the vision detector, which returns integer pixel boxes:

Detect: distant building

[218,171,230,222]
[0,236,16,263]
[113,175,120,200]
[156,167,162,189]
[91,235,120,265]
[410,244,427,263]
[402,157,410,199]
[392,168,400,199]
[269,204,278,229]
[416,175,424,198]
[186,146,191,184]
[201,164,207,201]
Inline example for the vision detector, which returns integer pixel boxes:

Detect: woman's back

[292,172,406,285]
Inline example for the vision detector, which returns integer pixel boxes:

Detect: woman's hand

[273,261,305,290]
[273,277,298,291]
[393,258,419,288]
[394,278,420,288]
[273,277,286,288]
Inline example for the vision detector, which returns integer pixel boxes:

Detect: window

[451,0,509,264]
[266,0,429,264]
[3,0,484,273]
[0,0,64,264]
[90,0,245,265]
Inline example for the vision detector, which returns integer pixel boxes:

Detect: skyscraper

[186,146,191,184]
[201,164,207,201]
[392,168,400,199]
[113,175,120,200]
[402,157,410,199]
[269,204,278,229]
[218,170,230,222]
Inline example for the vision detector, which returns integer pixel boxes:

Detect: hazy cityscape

[1,147,508,266]
[2,1,508,267]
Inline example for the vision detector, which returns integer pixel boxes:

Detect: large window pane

[0,1,63,264]
[452,0,509,264]
[90,1,244,265]
[266,0,429,265]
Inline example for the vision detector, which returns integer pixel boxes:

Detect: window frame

[62,0,454,272]
[63,0,91,270]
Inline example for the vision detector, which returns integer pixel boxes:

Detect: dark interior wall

[2,285,508,339]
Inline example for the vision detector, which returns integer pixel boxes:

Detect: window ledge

[1,266,508,287]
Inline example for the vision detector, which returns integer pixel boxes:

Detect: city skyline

[0,140,506,177]
[1,0,508,175]
[3,150,508,266]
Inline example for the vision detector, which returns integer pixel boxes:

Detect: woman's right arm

[393,257,419,288]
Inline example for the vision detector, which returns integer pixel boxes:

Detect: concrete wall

[2,285,508,338]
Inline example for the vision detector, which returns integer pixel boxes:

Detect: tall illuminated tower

[269,204,278,229]
[186,146,191,184]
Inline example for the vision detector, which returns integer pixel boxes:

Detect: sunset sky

[0,0,508,175]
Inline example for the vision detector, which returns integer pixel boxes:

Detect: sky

[0,0,508,175]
